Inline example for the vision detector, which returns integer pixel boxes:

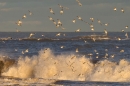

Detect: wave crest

[1,48,130,82]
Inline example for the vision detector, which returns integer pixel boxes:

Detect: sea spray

[1,48,130,82]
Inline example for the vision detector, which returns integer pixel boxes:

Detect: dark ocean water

[0,32,130,85]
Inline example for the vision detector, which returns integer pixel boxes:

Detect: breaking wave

[1,48,130,82]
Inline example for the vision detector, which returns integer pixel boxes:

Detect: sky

[0,0,130,32]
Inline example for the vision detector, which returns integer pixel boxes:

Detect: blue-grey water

[0,32,130,86]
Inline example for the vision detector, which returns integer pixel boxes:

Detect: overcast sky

[0,0,130,32]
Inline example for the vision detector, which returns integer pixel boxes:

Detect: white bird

[56,33,61,36]
[57,19,62,26]
[15,49,18,51]
[48,16,53,21]
[75,29,81,32]
[89,24,94,28]
[72,19,76,23]
[111,54,115,58]
[58,4,69,10]
[121,29,125,32]
[60,9,64,15]
[76,0,82,6]
[120,49,124,53]
[52,20,57,25]
[29,33,35,38]
[104,29,108,35]
[113,7,117,11]
[90,18,94,22]
[97,19,102,25]
[56,24,60,28]
[125,26,128,29]
[16,28,20,32]
[91,28,94,31]
[104,23,109,26]
[16,20,22,26]
[60,46,65,48]
[76,48,79,52]
[77,16,83,21]
[78,2,82,6]
[116,46,119,48]
[58,4,63,8]
[84,40,87,43]
[22,51,25,54]
[61,27,65,30]
[117,37,121,40]
[25,49,29,52]
[28,10,32,15]
[92,38,96,42]
[22,14,26,19]
[125,33,128,38]
[50,8,55,14]
[121,8,124,13]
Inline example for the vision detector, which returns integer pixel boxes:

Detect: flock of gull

[5,0,129,58]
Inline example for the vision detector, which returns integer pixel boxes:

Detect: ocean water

[0,32,130,85]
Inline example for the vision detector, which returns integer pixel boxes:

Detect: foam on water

[1,48,130,82]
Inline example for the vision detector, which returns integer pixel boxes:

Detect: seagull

[16,28,20,32]
[77,16,83,21]
[63,33,66,36]
[16,20,22,26]
[113,7,117,11]
[52,20,57,25]
[78,2,82,6]
[111,54,115,58]
[57,19,62,26]
[76,0,82,6]
[60,46,65,48]
[25,49,29,53]
[28,10,32,15]
[117,37,121,40]
[89,24,94,28]
[48,16,53,21]
[29,33,35,38]
[90,18,94,22]
[121,8,124,13]
[125,26,128,29]
[121,29,125,32]
[91,28,94,31]
[61,27,65,30]
[75,29,81,32]
[22,51,25,54]
[60,9,64,15]
[104,23,109,26]
[104,29,108,35]
[56,33,61,36]
[105,49,108,52]
[58,4,69,10]
[97,19,102,25]
[49,8,55,14]
[120,49,124,53]
[22,14,26,19]
[84,40,87,43]
[56,24,60,28]
[15,49,18,51]
[76,48,78,52]
[125,33,128,38]
[92,38,96,42]
[116,46,119,48]
[72,19,76,23]
[58,4,63,8]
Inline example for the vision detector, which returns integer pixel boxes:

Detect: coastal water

[0,32,130,85]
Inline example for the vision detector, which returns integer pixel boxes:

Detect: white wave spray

[2,48,130,82]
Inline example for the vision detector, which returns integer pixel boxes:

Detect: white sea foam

[1,48,130,82]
